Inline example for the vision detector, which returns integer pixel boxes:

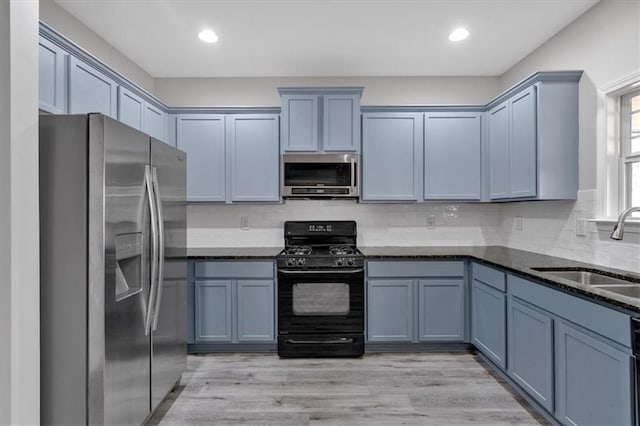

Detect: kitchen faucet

[610,206,640,240]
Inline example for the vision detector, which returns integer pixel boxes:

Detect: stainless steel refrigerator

[39,114,187,425]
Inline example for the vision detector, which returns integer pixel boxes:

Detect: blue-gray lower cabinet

[366,261,465,343]
[189,261,276,348]
[555,321,633,426]
[194,280,233,342]
[471,280,507,368]
[507,298,554,412]
[418,279,464,341]
[39,36,68,114]
[367,280,414,342]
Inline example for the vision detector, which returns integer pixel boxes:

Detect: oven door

[277,268,364,334]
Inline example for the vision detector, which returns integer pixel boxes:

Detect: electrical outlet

[514,216,523,231]
[576,217,587,237]
[240,216,249,230]
[426,214,436,230]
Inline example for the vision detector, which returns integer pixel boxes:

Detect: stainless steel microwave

[282,154,359,198]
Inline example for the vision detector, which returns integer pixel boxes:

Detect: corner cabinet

[361,113,424,201]
[366,261,465,343]
[487,72,580,200]
[279,87,362,153]
[175,113,280,203]
[188,260,276,351]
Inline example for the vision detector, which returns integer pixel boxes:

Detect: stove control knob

[346,258,355,266]
[296,258,306,266]
[336,258,344,266]
[286,258,295,267]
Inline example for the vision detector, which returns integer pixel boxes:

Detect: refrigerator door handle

[144,165,159,336]
[151,166,165,331]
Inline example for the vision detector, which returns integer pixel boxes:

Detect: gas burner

[329,246,355,256]
[285,246,312,256]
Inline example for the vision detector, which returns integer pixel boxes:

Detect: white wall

[0,1,40,424]
[497,0,640,271]
[39,0,156,93]
[156,76,501,107]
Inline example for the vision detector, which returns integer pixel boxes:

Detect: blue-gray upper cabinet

[507,297,554,412]
[279,87,362,153]
[424,112,481,200]
[117,86,144,131]
[418,279,464,341]
[144,103,167,142]
[555,321,633,425]
[176,114,226,202]
[68,56,118,119]
[471,263,507,369]
[39,37,68,114]
[487,73,580,200]
[362,113,424,201]
[226,114,280,202]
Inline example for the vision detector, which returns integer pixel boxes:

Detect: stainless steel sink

[531,267,635,285]
[531,267,640,298]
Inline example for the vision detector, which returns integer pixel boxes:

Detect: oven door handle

[287,338,354,345]
[279,268,364,274]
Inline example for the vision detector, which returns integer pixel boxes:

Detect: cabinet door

[237,280,275,342]
[69,57,117,118]
[39,37,68,114]
[509,86,537,198]
[194,280,232,342]
[117,86,144,131]
[144,103,167,142]
[281,94,318,152]
[507,298,554,412]
[367,280,413,342]
[488,102,510,200]
[418,279,464,341]
[227,114,280,202]
[471,280,506,369]
[323,94,359,151]
[176,114,226,202]
[555,322,633,425]
[362,113,423,201]
[424,112,481,200]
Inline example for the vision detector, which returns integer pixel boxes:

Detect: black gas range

[277,221,365,358]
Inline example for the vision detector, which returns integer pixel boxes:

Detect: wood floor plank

[151,353,545,425]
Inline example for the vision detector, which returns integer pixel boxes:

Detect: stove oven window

[292,283,350,316]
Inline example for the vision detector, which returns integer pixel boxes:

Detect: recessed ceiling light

[449,27,470,42]
[198,30,219,44]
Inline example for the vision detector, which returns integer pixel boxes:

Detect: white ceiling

[54,0,599,78]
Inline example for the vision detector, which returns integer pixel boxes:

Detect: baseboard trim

[188,343,277,353]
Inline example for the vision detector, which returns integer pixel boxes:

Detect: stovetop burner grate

[285,246,312,256]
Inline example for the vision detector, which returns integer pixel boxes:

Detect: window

[621,89,640,212]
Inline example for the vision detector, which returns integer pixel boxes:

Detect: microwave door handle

[350,157,355,189]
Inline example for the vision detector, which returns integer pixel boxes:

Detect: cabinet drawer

[367,261,464,278]
[508,274,631,347]
[472,262,506,292]
[194,261,274,279]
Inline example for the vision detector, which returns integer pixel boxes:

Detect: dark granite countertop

[187,247,282,259]
[362,245,640,313]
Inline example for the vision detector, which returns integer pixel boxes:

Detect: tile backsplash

[188,190,640,273]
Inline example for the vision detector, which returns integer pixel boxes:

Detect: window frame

[620,89,640,211]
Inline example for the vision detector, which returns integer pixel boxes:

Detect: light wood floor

[148,352,545,425]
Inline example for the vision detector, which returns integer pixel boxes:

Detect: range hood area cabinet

[279,87,363,153]
[487,72,581,201]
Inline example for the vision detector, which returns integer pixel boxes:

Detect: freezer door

[91,115,153,426]
[150,139,187,410]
